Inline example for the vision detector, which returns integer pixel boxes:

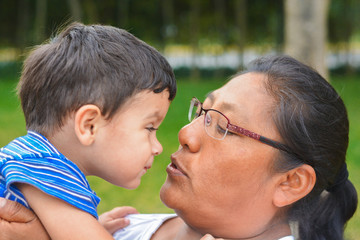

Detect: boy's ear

[273,164,316,207]
[74,105,103,146]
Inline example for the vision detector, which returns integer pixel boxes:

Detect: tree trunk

[284,0,330,79]
[161,0,175,50]
[190,0,200,80]
[214,0,226,77]
[234,0,247,70]
[67,0,82,22]
[83,0,99,23]
[34,0,47,43]
[16,0,30,54]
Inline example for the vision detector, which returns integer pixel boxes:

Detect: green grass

[331,77,360,240]
[0,76,359,238]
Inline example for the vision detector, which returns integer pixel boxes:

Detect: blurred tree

[67,0,82,22]
[246,0,284,48]
[16,0,30,54]
[234,0,247,70]
[213,0,226,77]
[34,0,47,43]
[284,0,330,79]
[117,0,130,28]
[83,0,98,23]
[0,0,359,77]
[190,0,200,79]
[161,0,175,49]
[328,0,360,74]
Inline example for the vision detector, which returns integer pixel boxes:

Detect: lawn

[0,75,359,239]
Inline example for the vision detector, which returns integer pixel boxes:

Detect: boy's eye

[146,127,158,132]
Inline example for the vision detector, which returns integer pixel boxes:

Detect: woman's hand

[99,206,138,234]
[201,234,224,240]
[0,198,50,240]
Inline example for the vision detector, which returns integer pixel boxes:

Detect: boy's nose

[153,137,163,156]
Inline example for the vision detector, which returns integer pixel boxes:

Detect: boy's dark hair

[18,22,176,136]
[245,55,357,240]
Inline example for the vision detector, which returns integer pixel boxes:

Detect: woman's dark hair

[18,22,176,136]
[246,55,357,240]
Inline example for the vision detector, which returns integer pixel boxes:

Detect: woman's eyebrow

[206,91,235,112]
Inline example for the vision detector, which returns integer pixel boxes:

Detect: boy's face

[89,90,171,189]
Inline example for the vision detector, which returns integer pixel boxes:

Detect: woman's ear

[74,105,103,146]
[273,164,316,207]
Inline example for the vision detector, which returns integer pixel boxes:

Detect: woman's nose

[178,118,202,153]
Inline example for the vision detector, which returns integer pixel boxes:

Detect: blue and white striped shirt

[0,131,100,218]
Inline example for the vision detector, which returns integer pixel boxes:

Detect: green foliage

[328,0,360,44]
[1,1,359,50]
[173,66,237,79]
[330,77,360,240]
[0,79,26,145]
[0,61,22,80]
[0,75,359,238]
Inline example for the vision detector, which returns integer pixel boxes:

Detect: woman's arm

[0,197,50,240]
[0,197,137,240]
[19,183,114,240]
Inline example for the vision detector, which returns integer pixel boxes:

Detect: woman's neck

[151,217,202,240]
[151,217,292,240]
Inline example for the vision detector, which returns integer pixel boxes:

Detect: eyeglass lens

[189,98,229,140]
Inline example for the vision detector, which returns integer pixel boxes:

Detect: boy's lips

[144,158,154,171]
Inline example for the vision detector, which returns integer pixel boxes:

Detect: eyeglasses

[188,97,294,155]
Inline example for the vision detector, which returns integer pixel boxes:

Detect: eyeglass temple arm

[258,136,294,155]
[227,123,293,155]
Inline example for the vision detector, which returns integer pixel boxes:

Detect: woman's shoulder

[113,213,178,240]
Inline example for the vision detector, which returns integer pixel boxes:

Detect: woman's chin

[159,180,172,208]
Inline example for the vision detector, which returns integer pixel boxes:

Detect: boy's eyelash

[147,127,158,132]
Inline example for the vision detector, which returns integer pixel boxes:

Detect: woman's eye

[216,124,227,134]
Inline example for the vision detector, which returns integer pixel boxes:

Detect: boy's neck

[47,121,89,176]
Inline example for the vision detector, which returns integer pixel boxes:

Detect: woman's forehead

[206,73,275,128]
[207,73,269,106]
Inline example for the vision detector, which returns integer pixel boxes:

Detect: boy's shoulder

[0,131,61,160]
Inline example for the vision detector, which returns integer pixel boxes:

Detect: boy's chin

[118,178,141,190]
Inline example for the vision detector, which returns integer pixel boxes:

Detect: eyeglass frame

[188,97,295,155]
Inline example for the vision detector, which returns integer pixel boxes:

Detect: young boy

[0,22,176,239]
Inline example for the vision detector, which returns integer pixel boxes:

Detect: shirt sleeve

[2,157,100,218]
[113,214,178,240]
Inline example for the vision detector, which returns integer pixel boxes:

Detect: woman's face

[160,73,286,238]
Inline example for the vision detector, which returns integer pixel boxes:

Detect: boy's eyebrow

[144,111,161,119]
[205,91,214,100]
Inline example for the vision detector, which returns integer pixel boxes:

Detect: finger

[103,218,130,235]
[0,208,50,240]
[0,198,36,222]
[200,234,215,240]
[107,206,139,218]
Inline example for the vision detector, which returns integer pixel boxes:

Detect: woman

[0,55,357,240]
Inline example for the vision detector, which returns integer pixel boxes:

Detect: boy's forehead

[119,89,170,113]
[136,89,170,100]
